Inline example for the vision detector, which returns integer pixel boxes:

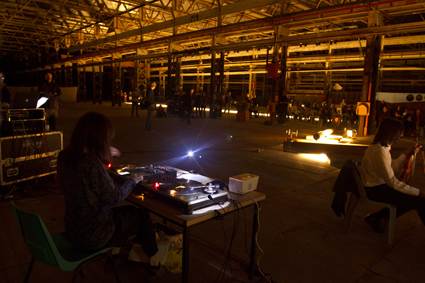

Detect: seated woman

[248,98,259,118]
[210,94,223,119]
[361,118,425,233]
[156,105,167,118]
[57,112,163,278]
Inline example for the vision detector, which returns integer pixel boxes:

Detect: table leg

[249,204,259,279]
[182,225,190,283]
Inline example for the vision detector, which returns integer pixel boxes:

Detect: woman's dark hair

[373,118,404,147]
[64,112,114,165]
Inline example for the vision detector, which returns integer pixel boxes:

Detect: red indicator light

[107,163,112,169]
[154,182,160,189]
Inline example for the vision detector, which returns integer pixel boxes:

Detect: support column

[249,70,253,98]
[252,73,257,101]
[135,59,148,95]
[225,70,229,93]
[167,42,182,99]
[272,26,289,99]
[210,51,225,97]
[112,61,122,106]
[376,36,385,94]
[279,44,288,95]
[358,10,383,136]
[93,64,103,104]
[373,35,385,124]
[159,74,166,102]
[77,66,87,102]
[135,48,148,97]
[324,45,333,104]
[196,66,204,94]
[167,56,181,99]
[271,43,288,98]
[54,68,61,86]
[64,63,73,87]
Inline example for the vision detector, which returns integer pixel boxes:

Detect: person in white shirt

[361,118,424,233]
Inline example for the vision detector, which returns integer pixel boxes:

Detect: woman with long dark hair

[361,118,425,233]
[57,112,162,277]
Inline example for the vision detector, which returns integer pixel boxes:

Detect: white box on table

[229,173,259,194]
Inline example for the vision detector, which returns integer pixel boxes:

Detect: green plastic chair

[11,201,120,283]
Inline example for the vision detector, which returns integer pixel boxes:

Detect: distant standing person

[277,92,288,124]
[379,105,392,126]
[38,72,61,131]
[181,90,193,125]
[200,92,207,118]
[225,91,232,113]
[144,82,156,132]
[131,88,140,117]
[194,91,201,117]
[0,70,11,108]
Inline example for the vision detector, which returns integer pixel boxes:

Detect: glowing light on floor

[300,153,330,163]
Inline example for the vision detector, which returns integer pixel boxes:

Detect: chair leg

[343,193,359,234]
[387,206,397,245]
[24,256,35,283]
[72,267,83,283]
[71,253,120,283]
[72,254,104,283]
[106,254,121,283]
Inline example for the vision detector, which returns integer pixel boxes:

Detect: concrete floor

[1,102,425,283]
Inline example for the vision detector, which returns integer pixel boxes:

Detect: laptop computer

[12,92,45,109]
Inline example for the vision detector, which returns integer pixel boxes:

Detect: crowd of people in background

[8,69,410,134]
[273,98,359,129]
[117,85,369,131]
[378,101,424,136]
[165,89,258,120]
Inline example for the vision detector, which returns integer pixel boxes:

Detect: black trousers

[186,109,191,124]
[131,102,139,116]
[365,184,425,225]
[104,205,158,258]
[200,106,206,117]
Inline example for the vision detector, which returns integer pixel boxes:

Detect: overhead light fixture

[333,83,343,91]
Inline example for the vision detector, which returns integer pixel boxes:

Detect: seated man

[249,99,259,118]
[361,118,425,233]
